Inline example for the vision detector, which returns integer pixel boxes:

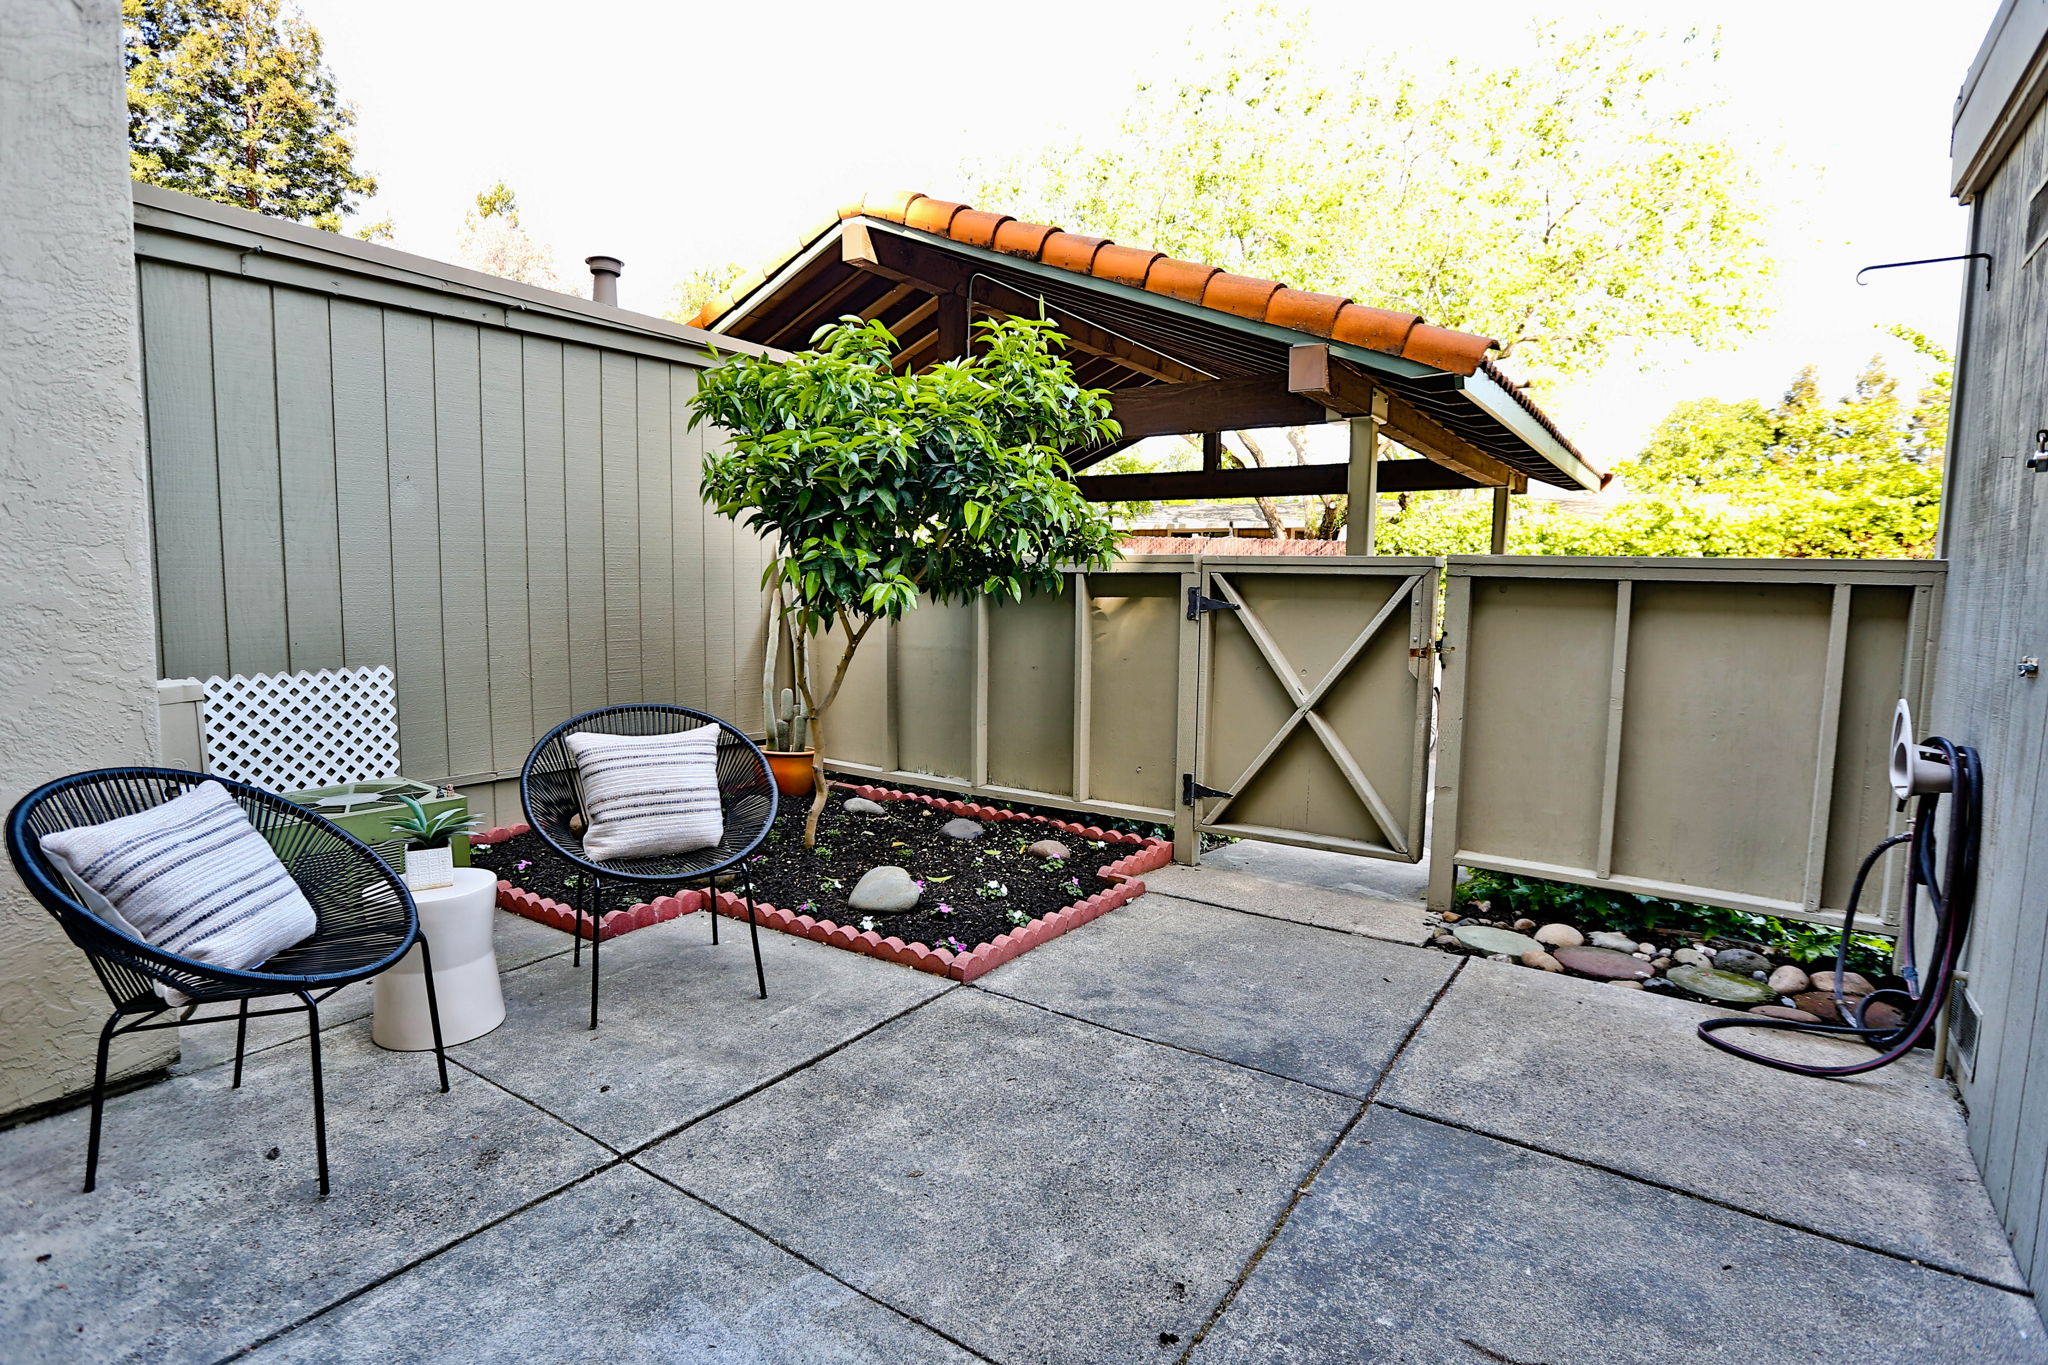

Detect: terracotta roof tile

[1200,272,1286,322]
[1330,303,1420,356]
[1143,257,1220,304]
[1040,232,1112,274]
[991,219,1061,257]
[1091,243,1165,289]
[1264,287,1347,338]
[949,209,1012,249]
[1402,322,1496,375]
[903,197,968,234]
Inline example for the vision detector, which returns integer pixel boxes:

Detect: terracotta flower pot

[764,750,816,797]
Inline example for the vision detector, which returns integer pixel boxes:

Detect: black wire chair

[4,768,448,1197]
[520,705,778,1030]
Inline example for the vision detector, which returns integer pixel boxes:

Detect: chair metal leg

[589,872,603,1031]
[571,872,583,968]
[709,873,721,945]
[743,868,767,1000]
[298,992,330,1197]
[415,936,451,1093]
[82,1012,119,1194]
[231,997,251,1090]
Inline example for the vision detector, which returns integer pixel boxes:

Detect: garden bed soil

[472,779,1172,983]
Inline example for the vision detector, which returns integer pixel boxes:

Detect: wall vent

[1949,986,1982,1082]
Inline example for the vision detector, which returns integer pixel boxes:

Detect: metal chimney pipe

[585,255,623,306]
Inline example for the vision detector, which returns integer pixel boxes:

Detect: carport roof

[691,192,1604,493]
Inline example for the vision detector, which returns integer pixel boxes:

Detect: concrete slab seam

[1171,957,1471,1364]
[1377,1101,2035,1297]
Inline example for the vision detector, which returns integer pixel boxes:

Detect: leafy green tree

[690,317,1123,842]
[667,263,748,326]
[124,0,375,231]
[457,182,560,289]
[1378,347,1948,560]
[970,11,1775,387]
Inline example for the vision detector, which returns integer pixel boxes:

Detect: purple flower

[935,902,954,915]
[944,936,968,953]
[515,860,531,872]
[914,879,926,889]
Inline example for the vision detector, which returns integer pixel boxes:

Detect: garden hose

[1697,737,1980,1078]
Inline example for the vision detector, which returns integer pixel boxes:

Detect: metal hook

[1855,253,1993,291]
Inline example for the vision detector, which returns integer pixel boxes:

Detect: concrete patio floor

[2,868,2042,1364]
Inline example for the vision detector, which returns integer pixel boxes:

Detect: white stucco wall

[0,0,173,1118]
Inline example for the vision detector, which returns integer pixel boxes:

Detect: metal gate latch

[1186,587,1242,621]
[1182,773,1233,807]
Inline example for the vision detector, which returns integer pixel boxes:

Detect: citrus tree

[689,315,1122,843]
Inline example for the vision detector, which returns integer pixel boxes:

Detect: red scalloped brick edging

[471,822,703,942]
[474,785,1171,975]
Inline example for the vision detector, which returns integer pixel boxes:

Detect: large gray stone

[980,894,1454,1095]
[641,989,1356,1365]
[848,865,920,914]
[1190,1107,2048,1365]
[1667,962,1778,1004]
[1140,863,1427,945]
[1380,960,2026,1285]
[449,922,953,1150]
[938,818,983,841]
[250,1164,977,1363]
[842,796,888,817]
[1449,923,1542,957]
[0,1026,607,1365]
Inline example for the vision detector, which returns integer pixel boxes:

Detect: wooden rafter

[1289,344,1525,491]
[1072,459,1476,502]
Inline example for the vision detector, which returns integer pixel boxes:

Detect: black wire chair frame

[4,768,449,1196]
[520,705,779,1029]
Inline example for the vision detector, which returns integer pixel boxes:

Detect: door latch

[2030,430,2048,473]
[1186,587,1242,621]
[1182,773,1233,807]
[1409,635,1454,665]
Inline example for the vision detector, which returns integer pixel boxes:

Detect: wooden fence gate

[1188,559,1436,862]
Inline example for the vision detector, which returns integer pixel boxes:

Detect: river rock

[849,865,920,914]
[1451,924,1544,957]
[1550,945,1654,981]
[1812,970,1875,996]
[1534,923,1583,948]
[1713,948,1774,977]
[1768,965,1812,995]
[842,797,887,817]
[1672,947,1708,967]
[1667,963,1777,1004]
[1520,949,1565,972]
[1589,931,1639,952]
[1750,1004,1823,1023]
[1793,991,1844,1022]
[1609,980,1646,990]
[939,818,985,841]
[1513,918,1537,932]
[1025,839,1071,860]
[1862,1000,1906,1031]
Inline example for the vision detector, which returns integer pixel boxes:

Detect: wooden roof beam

[1108,375,1328,442]
[1290,344,1526,492]
[1074,458,1480,503]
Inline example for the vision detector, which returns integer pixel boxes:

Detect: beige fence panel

[1428,556,1944,930]
[1192,559,1437,861]
[822,560,1200,843]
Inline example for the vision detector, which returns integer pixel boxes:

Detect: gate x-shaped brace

[1199,571,1423,856]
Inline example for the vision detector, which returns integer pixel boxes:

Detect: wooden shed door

[1189,559,1438,861]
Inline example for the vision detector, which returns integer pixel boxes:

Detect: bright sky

[311,0,1998,470]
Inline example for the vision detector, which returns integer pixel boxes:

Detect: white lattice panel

[200,666,401,791]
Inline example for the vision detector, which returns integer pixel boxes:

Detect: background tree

[690,318,1123,843]
[970,11,1773,389]
[124,0,376,232]
[667,263,747,326]
[1377,343,1948,560]
[456,182,561,289]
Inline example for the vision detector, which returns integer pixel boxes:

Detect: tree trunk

[1226,432,1289,538]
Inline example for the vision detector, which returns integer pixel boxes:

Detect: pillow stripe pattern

[38,782,318,972]
[565,724,724,861]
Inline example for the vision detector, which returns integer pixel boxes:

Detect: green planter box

[279,778,472,875]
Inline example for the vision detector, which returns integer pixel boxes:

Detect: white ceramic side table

[373,867,506,1050]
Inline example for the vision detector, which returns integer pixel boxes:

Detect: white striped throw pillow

[564,723,724,861]
[38,781,318,973]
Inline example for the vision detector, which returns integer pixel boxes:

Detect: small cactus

[766,684,812,751]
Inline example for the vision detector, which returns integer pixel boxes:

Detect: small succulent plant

[387,795,476,849]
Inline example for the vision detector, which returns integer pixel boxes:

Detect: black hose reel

[1699,701,1980,1079]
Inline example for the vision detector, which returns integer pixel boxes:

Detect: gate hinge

[1182,773,1233,807]
[1187,587,1242,621]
